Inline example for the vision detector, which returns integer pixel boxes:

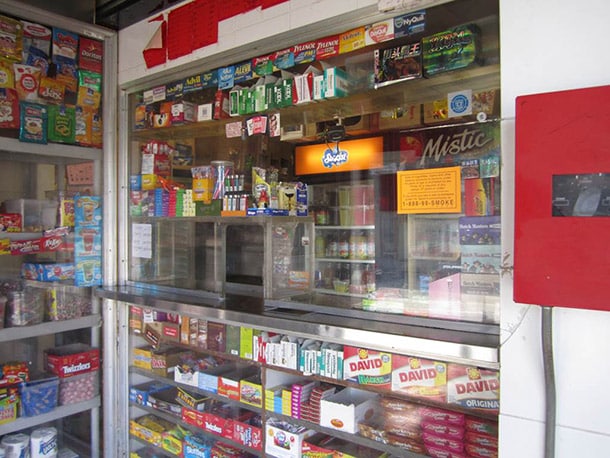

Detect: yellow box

[141,174,157,191]
[133,346,153,371]
[240,376,263,408]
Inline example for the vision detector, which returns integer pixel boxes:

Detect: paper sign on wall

[132,223,152,259]
[397,166,461,214]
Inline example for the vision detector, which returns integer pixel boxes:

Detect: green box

[196,200,221,216]
[226,324,240,357]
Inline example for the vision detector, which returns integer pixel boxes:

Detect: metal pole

[541,306,556,458]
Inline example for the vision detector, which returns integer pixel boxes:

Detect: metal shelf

[98,286,499,369]
[0,137,102,163]
[0,396,101,436]
[0,314,101,343]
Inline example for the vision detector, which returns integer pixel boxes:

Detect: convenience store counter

[97,285,499,369]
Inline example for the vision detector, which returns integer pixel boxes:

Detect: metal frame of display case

[0,1,118,456]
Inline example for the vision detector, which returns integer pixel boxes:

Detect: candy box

[176,387,209,412]
[130,414,174,447]
[0,386,18,425]
[44,344,100,378]
[148,386,182,416]
[239,375,262,408]
[0,214,22,232]
[265,418,316,458]
[130,380,173,406]
[4,198,58,232]
[422,24,481,76]
[232,413,262,450]
[20,374,59,417]
[151,347,192,377]
[133,346,153,371]
[319,388,379,434]
[58,369,98,405]
[218,366,258,401]
[21,262,74,282]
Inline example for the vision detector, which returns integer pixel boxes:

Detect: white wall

[500,0,610,456]
[118,0,381,87]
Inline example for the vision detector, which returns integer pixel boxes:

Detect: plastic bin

[47,285,92,321]
[6,286,46,327]
[3,199,58,232]
[59,370,99,405]
[20,375,59,417]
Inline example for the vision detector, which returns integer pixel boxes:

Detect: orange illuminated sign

[294,137,384,175]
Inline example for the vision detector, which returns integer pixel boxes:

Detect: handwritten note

[132,223,152,259]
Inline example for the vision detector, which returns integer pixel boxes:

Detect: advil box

[343,346,391,388]
[45,344,100,378]
[447,364,499,414]
[391,355,447,402]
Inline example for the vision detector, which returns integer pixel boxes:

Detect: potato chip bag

[13,64,41,100]
[0,88,19,128]
[19,101,47,143]
[47,103,75,144]
[91,110,103,147]
[75,105,93,146]
[39,75,65,103]
[0,58,14,88]
[0,15,23,62]
[21,20,51,62]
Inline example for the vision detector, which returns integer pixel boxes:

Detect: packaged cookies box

[447,364,499,414]
[391,355,447,402]
[422,24,482,76]
[343,346,392,388]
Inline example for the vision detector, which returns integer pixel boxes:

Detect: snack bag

[47,104,75,144]
[19,101,47,143]
[52,27,78,62]
[13,64,41,100]
[22,20,52,63]
[0,88,19,129]
[39,75,65,104]
[91,110,103,147]
[0,59,15,88]
[75,105,93,146]
[0,15,23,62]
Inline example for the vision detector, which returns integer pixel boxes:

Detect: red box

[202,412,233,439]
[0,214,22,232]
[391,355,447,402]
[233,418,263,450]
[182,407,206,429]
[45,344,100,378]
[343,346,392,388]
[446,364,499,414]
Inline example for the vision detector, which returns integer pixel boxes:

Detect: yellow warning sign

[397,166,462,214]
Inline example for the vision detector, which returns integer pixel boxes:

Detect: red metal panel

[514,85,610,310]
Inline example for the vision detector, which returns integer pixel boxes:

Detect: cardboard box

[171,100,196,124]
[129,380,172,406]
[239,375,262,407]
[151,347,191,377]
[391,355,447,402]
[225,324,240,356]
[45,344,100,378]
[447,364,500,414]
[161,322,180,343]
[319,387,379,433]
[233,417,263,450]
[176,387,208,412]
[181,407,206,429]
[218,367,258,401]
[343,346,392,388]
[133,346,153,371]
[265,419,316,458]
[197,103,213,122]
[198,362,239,393]
[324,66,350,98]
